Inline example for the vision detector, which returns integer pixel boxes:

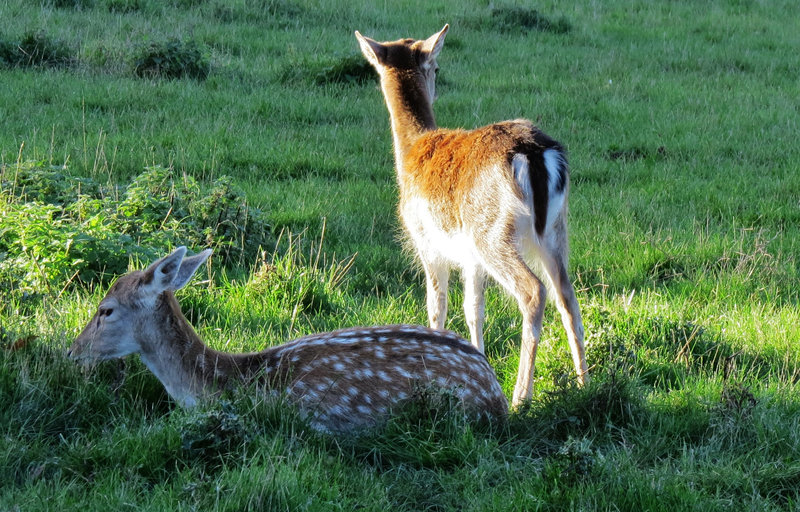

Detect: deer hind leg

[461,265,486,352]
[539,227,588,384]
[480,251,547,407]
[421,257,449,330]
[511,272,547,407]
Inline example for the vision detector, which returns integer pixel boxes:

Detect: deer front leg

[422,260,449,330]
[462,266,486,352]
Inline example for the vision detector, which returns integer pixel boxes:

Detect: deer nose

[66,343,80,359]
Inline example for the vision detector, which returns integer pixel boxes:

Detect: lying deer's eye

[100,308,114,317]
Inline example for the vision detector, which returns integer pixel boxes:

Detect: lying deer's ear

[171,248,212,290]
[143,246,187,295]
[142,247,211,298]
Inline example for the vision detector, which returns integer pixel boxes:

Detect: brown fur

[401,120,549,229]
[356,25,588,406]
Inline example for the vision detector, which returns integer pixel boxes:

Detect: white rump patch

[512,150,567,236]
[512,153,532,201]
[543,148,566,229]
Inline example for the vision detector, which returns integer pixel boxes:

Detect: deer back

[259,325,507,431]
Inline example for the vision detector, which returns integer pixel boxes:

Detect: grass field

[2,0,800,509]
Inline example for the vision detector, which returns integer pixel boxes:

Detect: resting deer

[355,24,587,405]
[67,247,507,432]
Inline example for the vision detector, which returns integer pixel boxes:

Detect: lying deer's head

[68,247,211,363]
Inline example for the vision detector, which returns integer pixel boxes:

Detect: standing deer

[67,247,507,432]
[355,24,587,405]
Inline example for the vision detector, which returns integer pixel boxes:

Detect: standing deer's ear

[421,24,448,60]
[141,247,212,299]
[355,31,386,69]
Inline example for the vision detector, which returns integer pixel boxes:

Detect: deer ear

[421,24,448,59]
[171,248,212,290]
[143,246,187,296]
[355,31,386,68]
[142,247,210,298]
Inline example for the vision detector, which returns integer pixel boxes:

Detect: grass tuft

[133,38,210,80]
[0,31,76,69]
[460,6,572,35]
[46,0,96,9]
[606,145,668,162]
[491,6,572,33]
[343,384,499,470]
[279,52,377,86]
[508,366,645,452]
[314,53,376,85]
[178,399,251,469]
[104,0,143,13]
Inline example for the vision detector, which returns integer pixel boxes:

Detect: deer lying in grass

[355,25,587,406]
[67,247,507,432]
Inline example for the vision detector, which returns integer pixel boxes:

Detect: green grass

[2,0,800,509]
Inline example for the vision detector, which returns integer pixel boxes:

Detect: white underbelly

[401,199,482,269]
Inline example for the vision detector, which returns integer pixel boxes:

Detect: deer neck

[379,69,436,170]
[136,292,242,407]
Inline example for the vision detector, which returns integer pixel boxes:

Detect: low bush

[0,162,272,300]
[314,54,376,85]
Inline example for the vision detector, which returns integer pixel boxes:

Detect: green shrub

[133,38,210,80]
[103,0,143,13]
[342,384,497,470]
[0,161,272,300]
[493,6,571,33]
[179,400,250,468]
[506,368,645,453]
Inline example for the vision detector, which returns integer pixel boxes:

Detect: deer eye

[100,307,114,318]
